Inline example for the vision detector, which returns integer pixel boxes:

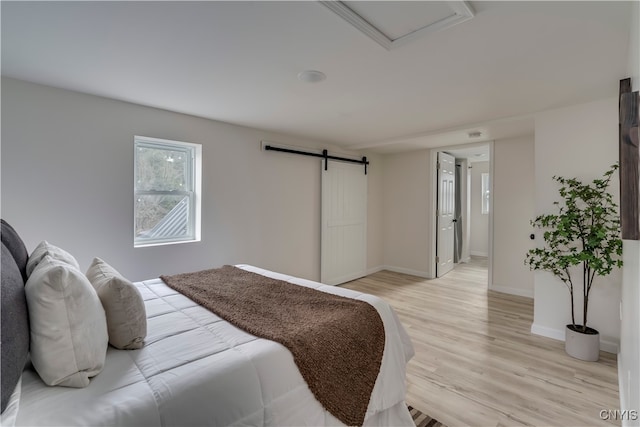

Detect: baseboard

[379,265,432,279]
[470,251,488,257]
[327,271,369,286]
[490,285,534,299]
[530,323,619,354]
[366,266,385,276]
[530,323,565,341]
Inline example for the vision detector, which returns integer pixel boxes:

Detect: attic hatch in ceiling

[320,1,474,50]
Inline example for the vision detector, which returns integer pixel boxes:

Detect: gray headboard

[1,220,30,413]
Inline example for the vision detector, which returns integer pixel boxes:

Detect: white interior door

[436,152,455,277]
[321,161,367,285]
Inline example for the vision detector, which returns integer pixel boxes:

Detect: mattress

[11,265,415,426]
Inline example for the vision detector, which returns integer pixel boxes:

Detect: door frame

[429,141,494,286]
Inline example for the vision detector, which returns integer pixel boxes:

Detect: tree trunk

[570,288,575,327]
[582,264,589,333]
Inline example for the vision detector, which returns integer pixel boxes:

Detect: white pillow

[26,241,80,277]
[25,255,108,387]
[86,258,147,350]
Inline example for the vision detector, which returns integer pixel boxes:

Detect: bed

[1,220,415,427]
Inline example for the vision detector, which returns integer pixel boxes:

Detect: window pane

[135,194,191,240]
[136,145,191,191]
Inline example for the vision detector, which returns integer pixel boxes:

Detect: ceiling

[1,1,632,153]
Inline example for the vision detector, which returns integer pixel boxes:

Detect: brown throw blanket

[160,265,385,426]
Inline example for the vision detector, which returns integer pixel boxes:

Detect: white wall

[492,135,535,298]
[381,150,431,277]
[620,1,640,424]
[1,77,381,282]
[532,97,621,353]
[366,152,384,273]
[470,161,489,257]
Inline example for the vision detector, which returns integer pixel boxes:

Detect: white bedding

[12,265,415,426]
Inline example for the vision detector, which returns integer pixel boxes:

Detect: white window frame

[134,135,202,247]
[481,172,490,215]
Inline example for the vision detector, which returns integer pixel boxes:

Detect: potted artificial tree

[525,164,623,361]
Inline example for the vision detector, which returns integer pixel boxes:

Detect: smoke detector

[297,70,326,83]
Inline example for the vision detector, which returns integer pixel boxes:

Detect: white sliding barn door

[436,152,455,277]
[321,161,367,285]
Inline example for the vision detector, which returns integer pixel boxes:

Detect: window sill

[134,238,200,248]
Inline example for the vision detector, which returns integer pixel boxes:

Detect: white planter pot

[565,325,600,362]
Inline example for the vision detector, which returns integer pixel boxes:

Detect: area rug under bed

[408,405,446,427]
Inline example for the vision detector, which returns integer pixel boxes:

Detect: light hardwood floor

[344,258,620,427]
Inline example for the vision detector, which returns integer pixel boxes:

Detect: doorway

[432,143,492,284]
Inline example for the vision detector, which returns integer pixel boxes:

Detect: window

[134,136,201,247]
[481,172,490,214]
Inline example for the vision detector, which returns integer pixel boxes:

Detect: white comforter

[12,265,415,426]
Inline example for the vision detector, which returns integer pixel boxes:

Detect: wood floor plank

[344,258,619,427]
